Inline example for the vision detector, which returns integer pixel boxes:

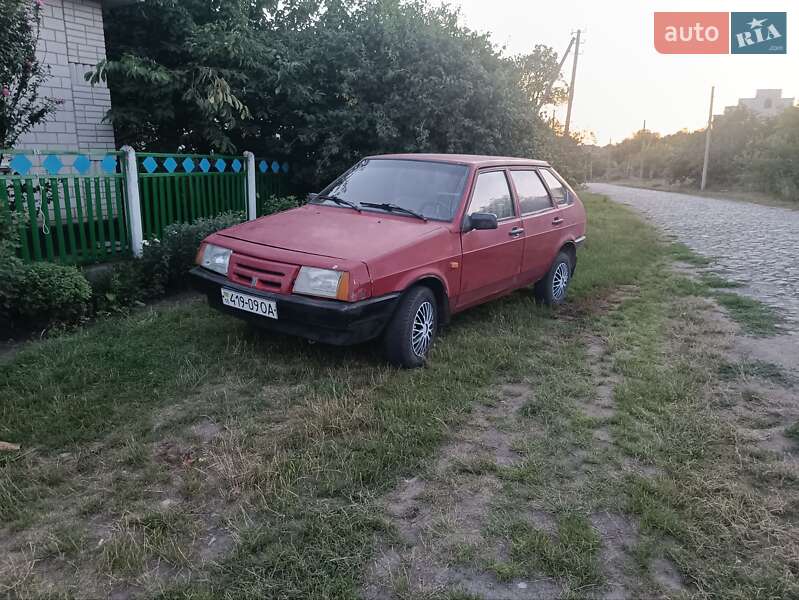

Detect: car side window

[466,171,515,220]
[510,170,554,214]
[539,169,571,205]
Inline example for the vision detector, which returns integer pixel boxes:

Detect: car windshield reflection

[315,158,469,221]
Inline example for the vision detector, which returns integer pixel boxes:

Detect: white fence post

[121,145,144,257]
[244,151,257,221]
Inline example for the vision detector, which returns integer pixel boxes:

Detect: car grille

[228,253,299,294]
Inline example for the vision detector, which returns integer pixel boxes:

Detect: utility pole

[563,29,581,137]
[639,119,646,179]
[701,86,714,191]
[537,36,575,113]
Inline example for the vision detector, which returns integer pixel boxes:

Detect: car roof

[366,153,551,168]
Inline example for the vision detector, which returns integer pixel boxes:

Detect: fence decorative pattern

[1,149,292,264]
[0,150,129,264]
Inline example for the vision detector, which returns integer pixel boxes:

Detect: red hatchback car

[192,154,586,367]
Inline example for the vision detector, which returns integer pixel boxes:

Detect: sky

[439,0,798,144]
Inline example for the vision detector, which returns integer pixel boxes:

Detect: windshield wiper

[360,202,427,221]
[316,194,361,212]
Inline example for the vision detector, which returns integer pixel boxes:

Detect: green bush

[10,262,92,325]
[2,202,288,333]
[259,195,302,216]
[89,211,246,311]
[1,208,93,332]
[86,263,142,315]
[138,210,245,296]
[0,207,25,322]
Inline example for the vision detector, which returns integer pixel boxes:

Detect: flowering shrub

[0,0,58,151]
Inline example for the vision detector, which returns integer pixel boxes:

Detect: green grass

[1,193,797,598]
[490,515,602,587]
[699,273,743,289]
[665,243,780,336]
[718,359,793,387]
[714,292,781,336]
[669,242,712,266]
[785,421,799,442]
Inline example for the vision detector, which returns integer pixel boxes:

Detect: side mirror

[307,192,319,202]
[467,212,498,231]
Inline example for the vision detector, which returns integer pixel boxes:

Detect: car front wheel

[534,251,573,305]
[383,286,438,368]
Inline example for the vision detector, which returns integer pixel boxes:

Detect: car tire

[534,251,573,306]
[383,286,438,368]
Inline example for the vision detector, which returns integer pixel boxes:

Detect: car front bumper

[190,267,399,345]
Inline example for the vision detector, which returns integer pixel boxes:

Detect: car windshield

[316,159,469,221]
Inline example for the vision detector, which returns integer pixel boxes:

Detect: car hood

[218,204,448,262]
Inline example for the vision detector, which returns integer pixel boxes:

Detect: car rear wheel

[383,286,438,368]
[534,251,573,305]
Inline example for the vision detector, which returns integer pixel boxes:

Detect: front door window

[466,170,515,220]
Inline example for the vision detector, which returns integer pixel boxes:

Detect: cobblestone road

[588,183,799,330]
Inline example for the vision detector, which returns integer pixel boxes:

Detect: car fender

[393,269,454,324]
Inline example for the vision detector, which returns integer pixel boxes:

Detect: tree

[514,44,568,114]
[258,0,545,184]
[98,0,557,188]
[598,103,799,201]
[0,0,58,152]
[743,106,799,199]
[89,0,265,153]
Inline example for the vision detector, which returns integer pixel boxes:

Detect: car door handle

[509,227,524,237]
[552,217,564,225]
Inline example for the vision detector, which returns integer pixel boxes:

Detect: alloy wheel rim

[411,301,434,357]
[552,262,570,300]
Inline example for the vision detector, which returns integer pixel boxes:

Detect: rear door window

[466,171,515,220]
[510,170,554,214]
[539,169,571,205]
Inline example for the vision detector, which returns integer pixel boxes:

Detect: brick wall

[16,0,116,151]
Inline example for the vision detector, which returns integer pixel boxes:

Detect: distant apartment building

[15,0,130,152]
[724,89,795,118]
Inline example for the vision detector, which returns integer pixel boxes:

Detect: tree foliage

[0,0,58,151]
[90,0,265,153]
[98,0,581,187]
[744,107,799,199]
[514,44,568,112]
[595,105,799,201]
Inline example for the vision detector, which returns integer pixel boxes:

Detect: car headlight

[292,266,349,300]
[198,243,232,275]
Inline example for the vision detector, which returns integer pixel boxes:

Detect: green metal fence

[1,149,292,264]
[136,152,249,240]
[255,158,291,216]
[0,150,129,264]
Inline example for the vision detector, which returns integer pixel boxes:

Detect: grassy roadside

[594,178,798,211]
[1,194,796,598]
[363,198,796,598]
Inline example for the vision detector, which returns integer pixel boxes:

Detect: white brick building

[724,89,795,118]
[17,0,131,151]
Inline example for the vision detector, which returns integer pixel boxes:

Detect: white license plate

[221,288,278,319]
